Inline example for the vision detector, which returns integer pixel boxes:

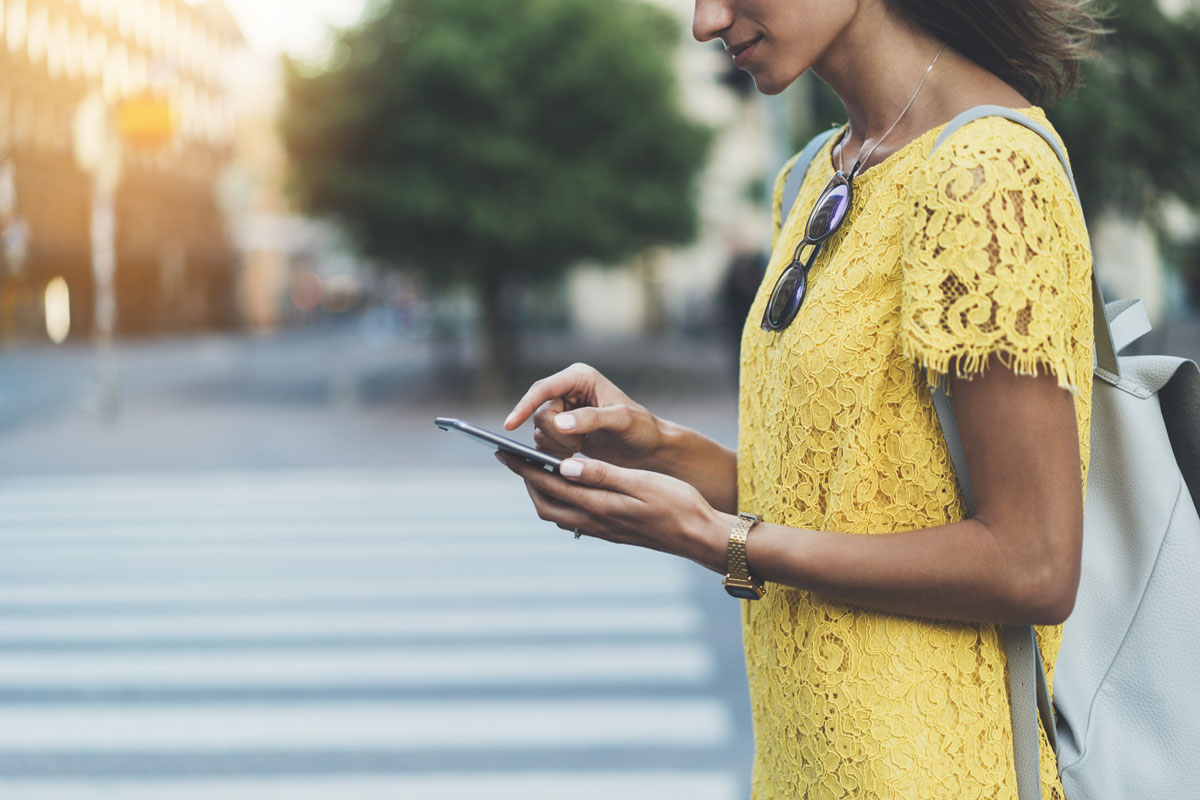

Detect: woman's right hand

[503,363,666,470]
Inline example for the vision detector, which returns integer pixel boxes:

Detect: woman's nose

[692,0,734,43]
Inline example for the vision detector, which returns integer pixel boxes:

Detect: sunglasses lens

[763,173,850,332]
[763,264,808,330]
[807,180,850,242]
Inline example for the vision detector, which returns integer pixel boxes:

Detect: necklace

[838,43,946,178]
[760,42,947,333]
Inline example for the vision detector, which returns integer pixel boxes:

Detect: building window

[117,0,135,40]
[48,13,69,78]
[161,1,175,56]
[99,0,118,30]
[103,41,128,99]
[134,0,150,48]
[6,0,26,57]
[86,28,107,80]
[129,49,148,91]
[26,3,48,68]
[147,0,161,55]
[68,20,89,78]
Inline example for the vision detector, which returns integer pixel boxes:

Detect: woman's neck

[813,5,1029,171]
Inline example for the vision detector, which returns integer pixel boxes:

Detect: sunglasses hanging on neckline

[761,168,855,332]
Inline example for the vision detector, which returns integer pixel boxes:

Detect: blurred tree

[782,2,1200,295]
[1046,0,1200,225]
[280,0,711,396]
[784,1,1200,228]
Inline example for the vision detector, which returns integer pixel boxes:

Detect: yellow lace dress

[736,107,1093,799]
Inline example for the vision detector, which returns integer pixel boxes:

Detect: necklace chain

[838,43,946,178]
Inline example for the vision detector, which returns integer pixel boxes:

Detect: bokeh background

[1,0,1198,798]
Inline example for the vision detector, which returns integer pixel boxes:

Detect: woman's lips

[730,36,761,68]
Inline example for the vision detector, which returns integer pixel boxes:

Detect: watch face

[723,582,764,600]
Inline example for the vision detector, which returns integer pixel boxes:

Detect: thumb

[555,404,634,436]
[558,458,633,492]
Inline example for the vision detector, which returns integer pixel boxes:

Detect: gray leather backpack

[780,105,1200,799]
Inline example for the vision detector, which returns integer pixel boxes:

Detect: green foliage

[1047,0,1200,223]
[783,2,1200,230]
[279,0,711,285]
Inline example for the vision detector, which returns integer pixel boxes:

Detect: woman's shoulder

[909,106,1078,201]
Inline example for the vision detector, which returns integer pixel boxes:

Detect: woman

[499,0,1101,796]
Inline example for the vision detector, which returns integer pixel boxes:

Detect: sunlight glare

[44,276,71,344]
[225,0,370,59]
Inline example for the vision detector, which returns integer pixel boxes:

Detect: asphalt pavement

[0,323,750,799]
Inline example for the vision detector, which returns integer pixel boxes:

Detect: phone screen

[434,417,563,471]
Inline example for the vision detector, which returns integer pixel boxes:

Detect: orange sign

[118,92,176,151]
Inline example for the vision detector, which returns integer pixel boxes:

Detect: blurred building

[0,0,246,343]
[566,0,788,339]
[219,49,370,334]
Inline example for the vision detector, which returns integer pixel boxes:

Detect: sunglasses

[761,169,854,332]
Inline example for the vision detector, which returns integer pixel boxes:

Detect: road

[0,326,751,798]
[6,312,1194,798]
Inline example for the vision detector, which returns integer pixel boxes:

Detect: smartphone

[434,417,563,471]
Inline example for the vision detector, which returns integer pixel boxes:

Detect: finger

[533,399,584,456]
[532,427,582,458]
[504,364,593,430]
[522,483,629,545]
[553,404,637,437]
[522,480,589,529]
[558,457,639,495]
[496,452,612,514]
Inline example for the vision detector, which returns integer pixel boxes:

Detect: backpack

[778,105,1200,799]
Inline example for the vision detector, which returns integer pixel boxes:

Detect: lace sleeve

[900,119,1094,394]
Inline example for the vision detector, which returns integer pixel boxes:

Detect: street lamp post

[73,92,124,423]
[1,158,31,348]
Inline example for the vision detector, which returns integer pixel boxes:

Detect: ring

[573,528,583,540]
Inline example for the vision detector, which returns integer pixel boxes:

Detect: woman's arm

[499,357,1083,626]
[504,363,739,512]
[643,420,738,514]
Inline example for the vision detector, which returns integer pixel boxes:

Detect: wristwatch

[722,512,765,600]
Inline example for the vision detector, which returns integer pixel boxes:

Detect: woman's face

[692,0,857,95]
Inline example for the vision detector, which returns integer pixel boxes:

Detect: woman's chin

[750,70,795,97]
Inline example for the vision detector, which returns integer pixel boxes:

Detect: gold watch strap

[726,512,756,579]
[723,512,764,599]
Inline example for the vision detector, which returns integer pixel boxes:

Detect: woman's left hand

[495,452,730,573]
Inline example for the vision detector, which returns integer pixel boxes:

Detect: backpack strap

[1105,298,1152,353]
[929,104,1098,800]
[778,127,840,234]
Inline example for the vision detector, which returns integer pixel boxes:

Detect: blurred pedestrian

[500,1,1101,797]
[718,242,767,376]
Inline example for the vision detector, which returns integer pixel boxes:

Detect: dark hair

[886,0,1107,105]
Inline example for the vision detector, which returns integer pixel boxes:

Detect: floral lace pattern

[738,108,1092,799]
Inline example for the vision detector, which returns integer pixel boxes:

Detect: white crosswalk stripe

[0,469,745,799]
[0,772,742,800]
[0,605,704,641]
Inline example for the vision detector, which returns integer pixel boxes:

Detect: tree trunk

[476,272,513,402]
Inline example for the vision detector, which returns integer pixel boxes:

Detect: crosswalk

[0,469,749,798]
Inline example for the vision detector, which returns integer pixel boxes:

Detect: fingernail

[555,413,576,431]
[560,459,583,478]
[504,413,516,428]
